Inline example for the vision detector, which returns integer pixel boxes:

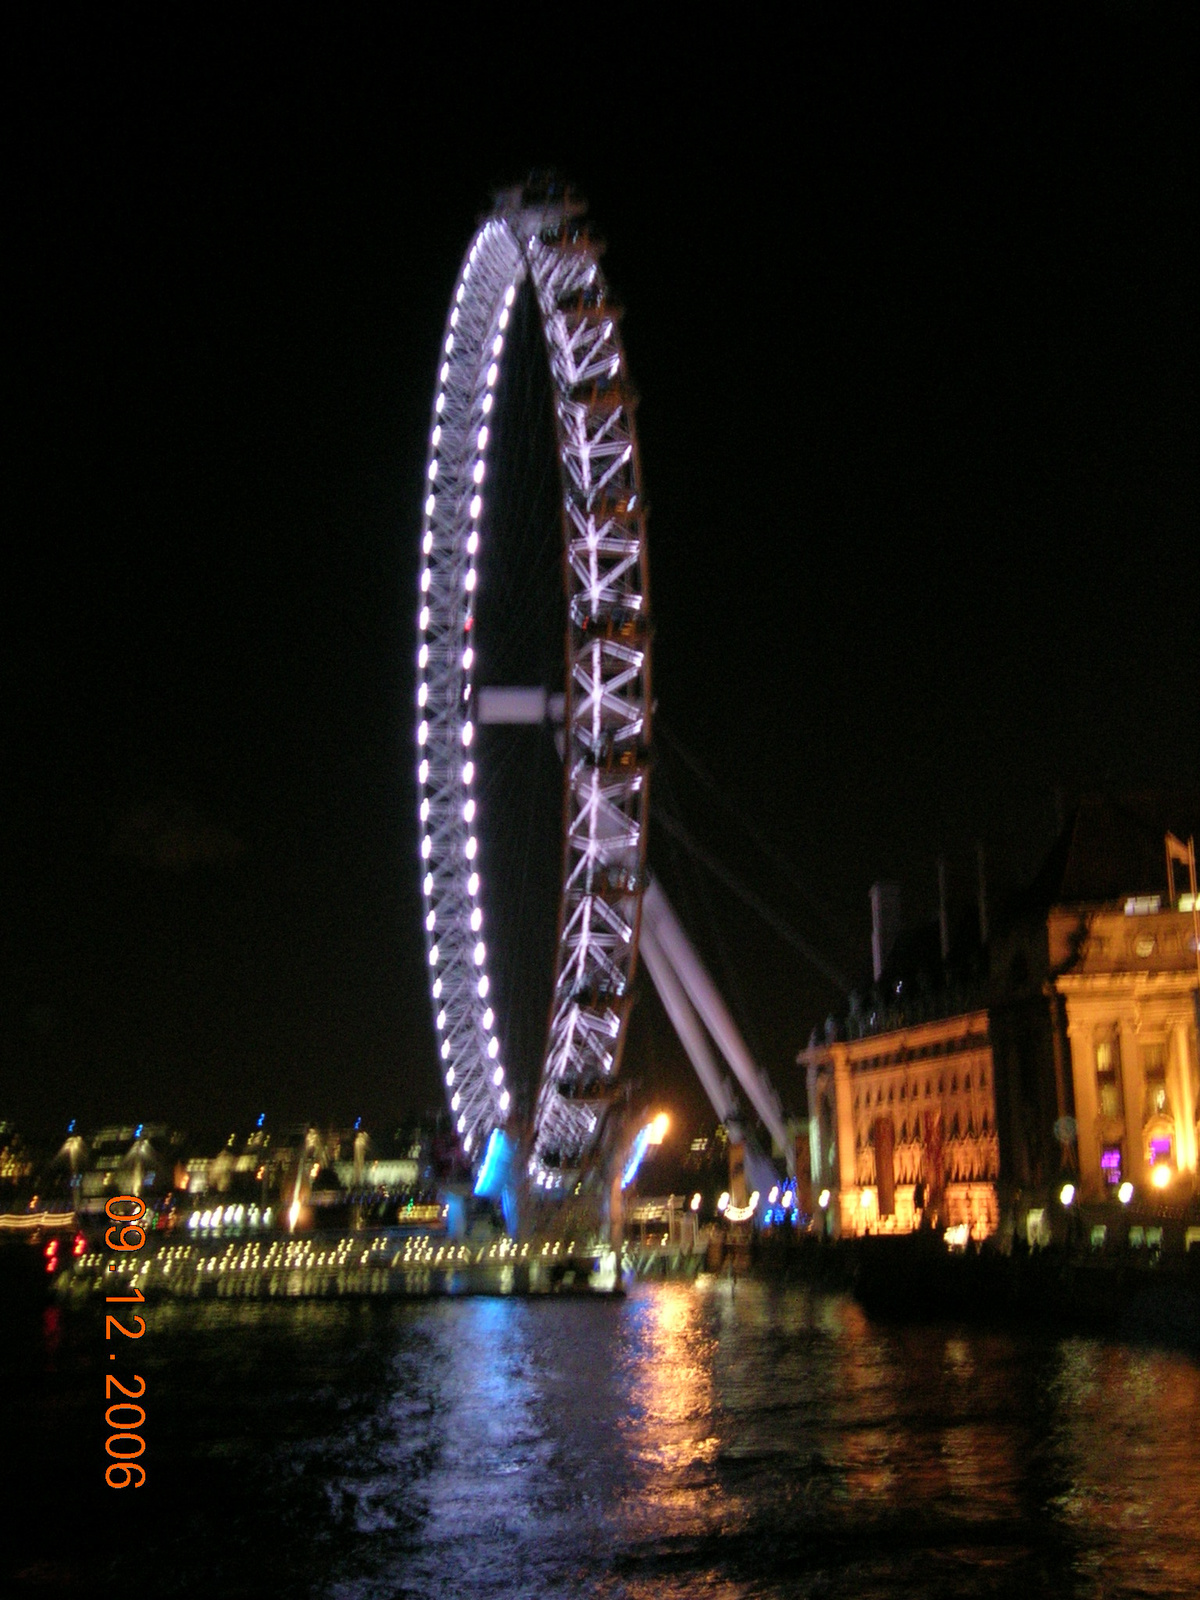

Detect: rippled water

[6,1280,1200,1598]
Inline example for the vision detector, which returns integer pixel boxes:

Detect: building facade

[1054,901,1199,1201]
[798,799,1199,1242]
[799,1010,1001,1239]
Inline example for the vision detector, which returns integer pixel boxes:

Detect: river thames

[6,1279,1200,1598]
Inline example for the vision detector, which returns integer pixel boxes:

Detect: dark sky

[4,9,1196,1142]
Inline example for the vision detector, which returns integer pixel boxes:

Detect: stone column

[1118,1019,1148,1189]
[1066,1015,1102,1198]
[833,1047,856,1195]
[806,1059,822,1184]
[1047,987,1076,1169]
[1169,1016,1197,1178]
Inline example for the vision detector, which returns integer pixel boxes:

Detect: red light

[73,1233,87,1257]
[44,1241,59,1274]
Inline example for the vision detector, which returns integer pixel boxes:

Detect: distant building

[0,1121,34,1192]
[800,1010,1000,1239]
[77,1124,181,1213]
[800,795,1199,1241]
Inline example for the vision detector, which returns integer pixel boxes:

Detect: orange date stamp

[103,1194,148,1487]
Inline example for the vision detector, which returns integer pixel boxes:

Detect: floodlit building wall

[800,1010,1000,1239]
[1054,906,1199,1202]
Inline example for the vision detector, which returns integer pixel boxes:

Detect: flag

[1166,833,1192,866]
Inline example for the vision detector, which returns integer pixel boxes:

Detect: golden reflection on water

[624,1280,718,1461]
[128,1282,1200,1600]
[1047,1341,1200,1597]
[630,1282,1200,1598]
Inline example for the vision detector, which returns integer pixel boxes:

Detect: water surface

[6,1280,1199,1597]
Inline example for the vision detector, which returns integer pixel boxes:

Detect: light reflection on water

[6,1281,1200,1599]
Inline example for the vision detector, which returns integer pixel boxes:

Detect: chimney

[870,881,901,982]
[976,842,989,946]
[937,856,950,963]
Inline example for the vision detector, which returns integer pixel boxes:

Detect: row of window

[851,1033,989,1071]
[856,1152,998,1185]
[856,1110,994,1148]
[854,1068,988,1111]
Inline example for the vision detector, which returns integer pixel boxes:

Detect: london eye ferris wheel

[413,179,652,1195]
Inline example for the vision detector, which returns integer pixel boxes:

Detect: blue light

[67,1119,76,1134]
[135,1124,143,1138]
[622,1124,653,1189]
[354,1117,362,1131]
[257,1113,265,1129]
[473,1128,507,1198]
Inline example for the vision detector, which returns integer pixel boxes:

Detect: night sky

[4,10,1196,1143]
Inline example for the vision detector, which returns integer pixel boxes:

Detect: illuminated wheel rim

[414,182,651,1187]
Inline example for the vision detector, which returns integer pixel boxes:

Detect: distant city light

[1151,1166,1171,1190]
[818,1189,831,1209]
[1118,1181,1134,1204]
[1059,1183,1076,1207]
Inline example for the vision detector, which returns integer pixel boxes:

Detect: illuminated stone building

[800,795,1199,1242]
[799,1010,1000,1239]
[1054,900,1198,1201]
